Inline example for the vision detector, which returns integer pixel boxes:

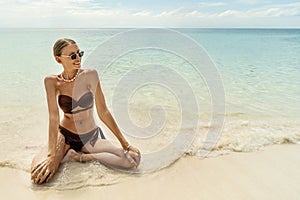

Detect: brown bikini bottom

[59,125,106,151]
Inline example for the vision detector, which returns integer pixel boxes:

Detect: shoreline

[0,144,299,200]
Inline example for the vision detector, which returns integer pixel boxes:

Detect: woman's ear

[55,56,62,63]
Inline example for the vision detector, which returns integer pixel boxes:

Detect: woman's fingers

[31,159,46,174]
[135,154,140,166]
[45,171,55,183]
[36,165,49,184]
[133,152,140,166]
[45,165,56,183]
[31,160,46,180]
[128,146,141,166]
[130,146,141,157]
[35,166,46,183]
[31,157,58,184]
[125,151,138,167]
[38,172,49,184]
[125,151,132,161]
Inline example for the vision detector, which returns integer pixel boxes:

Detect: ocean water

[0,28,299,189]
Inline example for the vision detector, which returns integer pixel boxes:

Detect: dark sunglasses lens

[70,54,77,60]
[79,51,84,57]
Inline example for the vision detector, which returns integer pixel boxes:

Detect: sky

[0,0,300,28]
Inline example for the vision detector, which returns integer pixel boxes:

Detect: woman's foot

[61,149,81,163]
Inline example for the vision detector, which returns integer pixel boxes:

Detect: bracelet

[126,144,131,151]
[124,144,131,154]
[80,154,83,163]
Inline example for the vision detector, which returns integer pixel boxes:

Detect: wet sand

[0,144,299,200]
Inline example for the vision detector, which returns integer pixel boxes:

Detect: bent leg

[79,139,137,169]
[81,152,136,169]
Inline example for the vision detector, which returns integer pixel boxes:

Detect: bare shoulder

[80,69,100,90]
[44,74,57,86]
[81,68,100,82]
[82,68,99,77]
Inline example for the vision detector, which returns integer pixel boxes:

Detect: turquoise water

[0,28,299,189]
[1,28,299,115]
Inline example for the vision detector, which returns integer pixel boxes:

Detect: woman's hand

[125,145,141,168]
[31,156,58,184]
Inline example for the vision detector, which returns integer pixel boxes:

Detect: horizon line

[1,27,300,29]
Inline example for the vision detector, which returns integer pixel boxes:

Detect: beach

[0,28,299,199]
[1,144,299,200]
[1,0,300,199]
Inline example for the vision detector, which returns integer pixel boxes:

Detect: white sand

[1,144,299,200]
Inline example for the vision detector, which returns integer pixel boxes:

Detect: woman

[31,38,141,184]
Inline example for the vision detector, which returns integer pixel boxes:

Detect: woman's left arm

[95,82,129,150]
[91,70,140,154]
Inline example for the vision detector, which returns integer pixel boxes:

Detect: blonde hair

[53,38,76,57]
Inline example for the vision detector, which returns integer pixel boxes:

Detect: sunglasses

[61,51,84,60]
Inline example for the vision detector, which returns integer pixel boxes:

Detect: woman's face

[58,43,82,69]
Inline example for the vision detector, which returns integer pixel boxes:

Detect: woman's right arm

[32,75,60,184]
[44,75,60,159]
